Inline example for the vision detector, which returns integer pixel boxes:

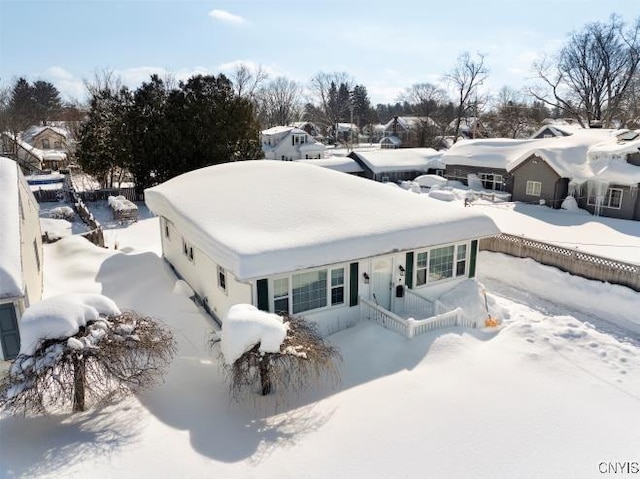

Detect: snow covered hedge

[215,304,342,399]
[0,294,176,415]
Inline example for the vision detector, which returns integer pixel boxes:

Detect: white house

[0,157,44,360]
[145,161,499,335]
[261,126,326,161]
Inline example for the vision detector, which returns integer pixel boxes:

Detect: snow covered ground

[1,210,639,478]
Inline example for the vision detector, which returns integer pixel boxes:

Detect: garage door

[0,303,20,360]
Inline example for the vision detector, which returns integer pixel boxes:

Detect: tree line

[1,13,638,189]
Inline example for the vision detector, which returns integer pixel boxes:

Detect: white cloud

[217,60,277,77]
[45,66,74,81]
[42,66,85,101]
[208,9,246,25]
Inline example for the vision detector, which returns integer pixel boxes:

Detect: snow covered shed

[0,156,44,360]
[145,160,499,334]
[348,148,444,183]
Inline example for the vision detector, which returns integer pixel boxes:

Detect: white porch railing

[360,296,476,338]
[401,287,436,318]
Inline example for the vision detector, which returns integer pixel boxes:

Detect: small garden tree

[214,305,342,401]
[0,294,176,415]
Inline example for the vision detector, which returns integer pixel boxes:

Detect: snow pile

[414,174,447,188]
[49,206,75,221]
[428,189,456,201]
[220,304,288,365]
[40,218,73,241]
[108,195,138,212]
[172,279,194,298]
[19,293,121,355]
[560,196,583,212]
[437,279,498,324]
[400,180,421,193]
[479,251,640,334]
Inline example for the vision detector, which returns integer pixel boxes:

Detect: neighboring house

[530,120,584,139]
[1,132,44,173]
[0,157,43,360]
[507,129,616,208]
[289,121,324,141]
[261,126,326,160]
[297,157,365,176]
[363,123,386,143]
[441,138,526,192]
[382,116,438,148]
[569,130,640,220]
[449,117,486,140]
[330,123,359,143]
[348,148,444,182]
[145,160,499,335]
[21,125,73,170]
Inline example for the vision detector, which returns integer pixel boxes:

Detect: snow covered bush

[0,294,176,415]
[213,304,342,400]
[49,206,75,221]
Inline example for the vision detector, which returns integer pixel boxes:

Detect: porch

[359,286,476,338]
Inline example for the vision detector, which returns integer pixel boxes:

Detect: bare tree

[231,63,269,100]
[308,71,354,134]
[0,310,176,415]
[530,14,640,127]
[445,52,489,141]
[83,68,124,99]
[215,314,342,402]
[256,76,303,127]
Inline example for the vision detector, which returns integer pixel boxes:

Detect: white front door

[372,257,393,310]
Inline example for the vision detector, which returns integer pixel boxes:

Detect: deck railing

[360,296,476,338]
[401,287,436,318]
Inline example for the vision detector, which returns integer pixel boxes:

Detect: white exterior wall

[159,218,252,323]
[17,172,43,307]
[160,215,478,336]
[264,131,325,161]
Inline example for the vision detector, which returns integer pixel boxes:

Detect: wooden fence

[480,234,640,292]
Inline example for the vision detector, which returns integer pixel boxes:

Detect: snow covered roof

[350,147,443,173]
[297,157,364,174]
[0,157,26,299]
[145,161,499,280]
[22,125,70,144]
[380,136,402,146]
[261,126,299,136]
[442,129,618,173]
[384,116,435,131]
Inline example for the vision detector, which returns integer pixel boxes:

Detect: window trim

[182,238,194,262]
[217,265,227,293]
[525,180,542,197]
[413,242,469,287]
[270,264,349,315]
[587,187,624,209]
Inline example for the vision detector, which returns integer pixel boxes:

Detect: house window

[217,265,227,292]
[42,139,50,149]
[33,239,40,272]
[456,244,467,276]
[526,180,542,197]
[182,239,194,262]
[429,245,454,282]
[273,278,289,313]
[587,187,623,209]
[292,270,327,314]
[331,268,345,305]
[163,219,170,240]
[416,252,428,286]
[479,173,504,191]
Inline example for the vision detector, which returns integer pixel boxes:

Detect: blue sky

[0,0,636,104]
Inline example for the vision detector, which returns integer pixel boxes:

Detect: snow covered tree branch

[0,296,176,416]
[213,305,342,401]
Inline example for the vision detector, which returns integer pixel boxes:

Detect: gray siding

[577,184,640,220]
[510,155,566,208]
[628,152,640,167]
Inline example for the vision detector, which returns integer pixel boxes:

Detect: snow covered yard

[1,217,640,478]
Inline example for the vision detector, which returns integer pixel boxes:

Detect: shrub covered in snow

[49,206,75,221]
[0,294,176,415]
[214,304,342,400]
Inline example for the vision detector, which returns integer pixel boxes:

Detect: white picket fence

[360,296,476,338]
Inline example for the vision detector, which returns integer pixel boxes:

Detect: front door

[0,303,20,360]
[372,257,393,310]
